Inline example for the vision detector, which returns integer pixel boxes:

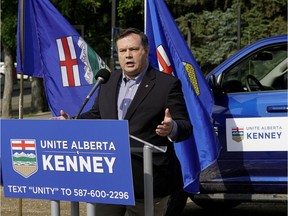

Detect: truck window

[221,44,287,93]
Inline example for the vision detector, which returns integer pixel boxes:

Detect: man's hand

[50,110,71,120]
[156,108,173,137]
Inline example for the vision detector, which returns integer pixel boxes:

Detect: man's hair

[115,28,149,50]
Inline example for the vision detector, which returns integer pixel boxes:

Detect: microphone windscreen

[95,69,111,84]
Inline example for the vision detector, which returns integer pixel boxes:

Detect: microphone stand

[74,77,104,119]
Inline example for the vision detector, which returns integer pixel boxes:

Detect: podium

[1,119,167,216]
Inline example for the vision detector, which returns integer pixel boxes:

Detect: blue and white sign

[226,117,288,152]
[1,119,135,205]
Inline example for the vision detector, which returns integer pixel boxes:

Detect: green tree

[174,0,287,74]
[116,0,287,74]
[52,0,112,59]
[241,0,287,45]
[1,0,18,118]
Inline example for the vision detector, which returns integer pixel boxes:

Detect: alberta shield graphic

[10,139,38,178]
[232,127,244,142]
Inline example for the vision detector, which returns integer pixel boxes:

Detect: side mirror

[207,74,219,95]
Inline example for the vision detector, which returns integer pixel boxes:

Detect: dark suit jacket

[79,66,192,198]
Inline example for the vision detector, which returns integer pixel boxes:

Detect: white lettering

[42,154,116,173]
[8,185,27,193]
[30,187,57,195]
[104,157,116,173]
[42,155,54,170]
[70,141,116,150]
[93,157,104,173]
[40,140,68,149]
[54,155,65,171]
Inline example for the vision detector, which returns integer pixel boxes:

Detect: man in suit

[54,28,192,216]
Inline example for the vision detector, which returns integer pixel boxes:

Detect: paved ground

[1,184,197,215]
[1,192,287,216]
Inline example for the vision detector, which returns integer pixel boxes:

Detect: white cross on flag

[56,36,81,87]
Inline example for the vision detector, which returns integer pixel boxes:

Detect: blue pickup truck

[184,34,287,209]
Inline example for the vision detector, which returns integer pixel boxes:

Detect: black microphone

[75,69,110,119]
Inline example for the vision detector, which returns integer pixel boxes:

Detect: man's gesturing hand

[156,108,173,137]
[50,110,71,120]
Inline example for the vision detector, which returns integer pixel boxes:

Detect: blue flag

[16,0,109,117]
[145,0,221,193]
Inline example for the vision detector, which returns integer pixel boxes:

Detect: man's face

[116,33,149,78]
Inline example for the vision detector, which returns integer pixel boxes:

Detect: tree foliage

[115,0,287,73]
[1,0,18,50]
[174,0,287,73]
[1,0,18,118]
[181,8,239,73]
[240,0,287,45]
[51,0,112,59]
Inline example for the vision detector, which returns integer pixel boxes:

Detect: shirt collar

[121,65,148,84]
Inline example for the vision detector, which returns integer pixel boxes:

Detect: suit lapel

[124,67,156,120]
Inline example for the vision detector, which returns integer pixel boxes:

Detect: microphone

[75,69,110,119]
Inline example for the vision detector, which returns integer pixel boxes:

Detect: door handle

[267,105,288,113]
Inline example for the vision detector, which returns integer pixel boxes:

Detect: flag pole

[19,0,24,120]
[144,0,147,34]
[18,0,24,214]
[110,0,116,72]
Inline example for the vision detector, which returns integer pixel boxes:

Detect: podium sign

[1,119,135,205]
